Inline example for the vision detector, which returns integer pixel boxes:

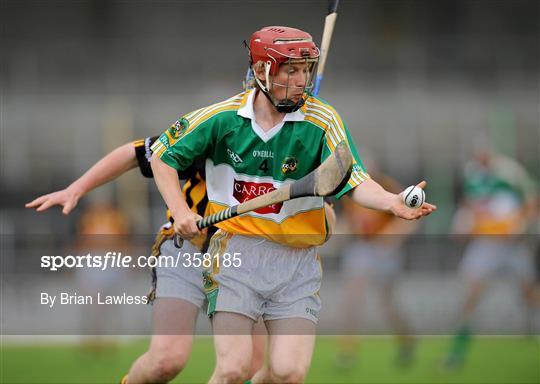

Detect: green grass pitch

[2,336,538,383]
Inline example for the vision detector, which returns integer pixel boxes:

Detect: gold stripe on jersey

[151,137,164,154]
[304,115,340,149]
[305,99,346,149]
[187,93,244,126]
[153,144,167,158]
[184,106,207,122]
[133,139,145,148]
[151,97,244,158]
[303,98,370,188]
[304,115,334,147]
[303,101,342,138]
[304,108,343,150]
[310,98,348,138]
[239,90,251,108]
[183,96,244,137]
[207,202,328,248]
[187,103,241,136]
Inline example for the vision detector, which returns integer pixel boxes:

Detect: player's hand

[172,208,202,240]
[25,187,80,215]
[391,181,437,220]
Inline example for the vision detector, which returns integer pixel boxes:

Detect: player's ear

[253,61,266,82]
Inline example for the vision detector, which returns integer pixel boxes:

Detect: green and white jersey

[152,89,369,247]
[464,155,534,203]
[463,154,536,234]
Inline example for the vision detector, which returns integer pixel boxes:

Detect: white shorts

[155,239,207,309]
[204,231,322,324]
[341,239,403,284]
[460,238,534,281]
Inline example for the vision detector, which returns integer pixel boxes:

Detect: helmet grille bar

[273,37,313,44]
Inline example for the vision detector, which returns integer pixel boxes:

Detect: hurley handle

[173,206,237,248]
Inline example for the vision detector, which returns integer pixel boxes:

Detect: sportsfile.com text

[40,252,243,271]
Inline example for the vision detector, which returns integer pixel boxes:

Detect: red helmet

[249,26,320,75]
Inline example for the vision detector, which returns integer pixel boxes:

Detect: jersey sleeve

[320,107,370,199]
[134,135,204,181]
[151,111,216,171]
[133,136,158,178]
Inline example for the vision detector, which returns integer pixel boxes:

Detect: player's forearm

[67,143,138,198]
[150,154,190,219]
[349,178,397,213]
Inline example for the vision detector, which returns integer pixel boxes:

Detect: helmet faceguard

[247,26,320,113]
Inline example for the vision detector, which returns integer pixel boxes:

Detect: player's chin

[290,94,303,102]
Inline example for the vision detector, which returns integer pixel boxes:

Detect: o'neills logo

[233,179,283,214]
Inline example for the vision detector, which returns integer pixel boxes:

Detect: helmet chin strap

[252,62,306,114]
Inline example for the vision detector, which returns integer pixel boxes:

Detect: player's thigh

[251,318,268,375]
[460,239,502,279]
[145,298,199,368]
[212,311,254,367]
[265,318,316,380]
[151,297,199,341]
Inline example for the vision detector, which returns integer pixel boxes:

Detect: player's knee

[149,351,187,381]
[216,364,250,383]
[215,356,251,384]
[270,362,308,383]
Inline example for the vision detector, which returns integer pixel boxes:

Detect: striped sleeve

[133,136,157,178]
[151,95,242,171]
[307,99,369,199]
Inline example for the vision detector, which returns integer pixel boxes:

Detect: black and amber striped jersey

[133,136,213,251]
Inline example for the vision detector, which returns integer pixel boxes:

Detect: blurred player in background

[73,203,131,353]
[445,145,539,368]
[337,161,418,368]
[26,135,266,383]
[151,26,436,383]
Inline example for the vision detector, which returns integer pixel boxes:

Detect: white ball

[402,185,425,208]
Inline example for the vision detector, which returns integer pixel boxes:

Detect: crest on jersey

[281,156,298,174]
[167,118,189,141]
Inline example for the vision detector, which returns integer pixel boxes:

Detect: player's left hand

[391,181,437,220]
[25,187,80,215]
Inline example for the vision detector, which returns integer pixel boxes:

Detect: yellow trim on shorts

[315,254,323,297]
[202,230,232,295]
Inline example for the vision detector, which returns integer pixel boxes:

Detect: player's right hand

[25,188,80,215]
[172,209,202,240]
[392,181,437,220]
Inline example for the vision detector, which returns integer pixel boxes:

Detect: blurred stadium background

[1,0,539,383]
